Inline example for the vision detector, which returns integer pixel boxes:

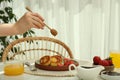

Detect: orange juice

[4,61,24,76]
[110,52,120,68]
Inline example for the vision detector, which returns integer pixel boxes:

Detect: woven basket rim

[2,37,73,62]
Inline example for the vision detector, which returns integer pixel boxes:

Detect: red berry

[64,60,74,66]
[93,56,101,65]
[64,58,70,63]
[99,60,109,66]
[64,61,70,66]
[69,60,74,64]
[107,60,113,66]
[58,63,64,66]
[105,57,113,66]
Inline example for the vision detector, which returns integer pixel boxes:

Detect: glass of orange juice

[4,60,24,76]
[110,51,120,68]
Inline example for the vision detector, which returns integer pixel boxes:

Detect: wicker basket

[2,37,73,62]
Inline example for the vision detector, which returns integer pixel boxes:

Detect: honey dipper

[25,6,58,36]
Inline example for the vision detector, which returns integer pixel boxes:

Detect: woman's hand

[0,12,45,36]
[15,12,45,34]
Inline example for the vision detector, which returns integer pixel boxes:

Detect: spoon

[24,62,37,71]
[25,6,58,36]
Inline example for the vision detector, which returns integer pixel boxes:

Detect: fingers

[31,19,44,29]
[31,12,45,29]
[31,15,45,29]
[32,13,44,21]
[25,12,45,29]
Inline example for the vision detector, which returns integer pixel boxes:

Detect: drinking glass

[110,51,120,68]
[4,60,24,76]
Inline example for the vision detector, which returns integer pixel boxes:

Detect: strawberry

[93,56,101,65]
[64,60,74,66]
[107,60,113,66]
[99,60,109,66]
[64,58,70,63]
[69,60,74,64]
[105,57,113,66]
[58,63,64,66]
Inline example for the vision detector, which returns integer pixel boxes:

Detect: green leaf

[2,16,9,23]
[14,17,17,22]
[7,0,13,2]
[15,35,19,39]
[0,0,4,3]
[5,7,13,15]
[29,30,35,34]
[0,16,2,19]
[0,10,4,14]
[4,0,12,2]
[23,33,27,37]
[9,13,14,19]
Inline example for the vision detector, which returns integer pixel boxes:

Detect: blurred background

[0,0,120,61]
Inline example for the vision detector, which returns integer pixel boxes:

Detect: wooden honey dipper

[25,6,58,36]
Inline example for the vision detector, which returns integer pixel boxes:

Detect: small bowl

[104,65,114,72]
[100,71,120,80]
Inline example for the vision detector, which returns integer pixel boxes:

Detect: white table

[0,74,79,80]
[0,61,103,80]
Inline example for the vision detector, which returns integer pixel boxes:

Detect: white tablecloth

[0,61,103,80]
